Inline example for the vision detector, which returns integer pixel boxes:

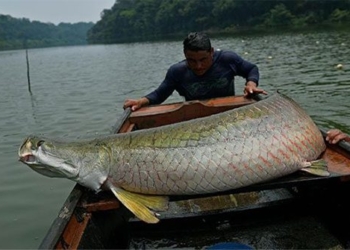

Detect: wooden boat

[39,94,350,249]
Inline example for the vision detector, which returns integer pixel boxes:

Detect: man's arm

[244,81,267,97]
[144,80,175,105]
[123,67,177,111]
[144,66,178,105]
[234,54,259,86]
[123,97,150,111]
[227,52,267,97]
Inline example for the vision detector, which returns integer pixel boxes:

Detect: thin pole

[26,49,32,94]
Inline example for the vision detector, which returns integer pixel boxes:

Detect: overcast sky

[0,0,115,24]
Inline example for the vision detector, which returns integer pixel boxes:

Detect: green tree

[263,4,295,27]
[328,8,350,23]
[0,14,93,50]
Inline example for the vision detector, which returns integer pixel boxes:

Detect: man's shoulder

[214,49,241,65]
[215,49,238,58]
[168,59,187,72]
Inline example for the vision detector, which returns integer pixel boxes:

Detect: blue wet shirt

[145,50,259,104]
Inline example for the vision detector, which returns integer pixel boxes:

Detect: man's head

[183,32,214,76]
[183,32,212,52]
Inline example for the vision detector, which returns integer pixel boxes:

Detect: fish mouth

[19,154,36,164]
[19,152,67,177]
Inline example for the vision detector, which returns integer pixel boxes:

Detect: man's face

[184,48,214,76]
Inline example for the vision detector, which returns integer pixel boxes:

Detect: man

[326,129,350,144]
[123,32,267,111]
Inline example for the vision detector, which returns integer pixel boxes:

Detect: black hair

[183,32,212,52]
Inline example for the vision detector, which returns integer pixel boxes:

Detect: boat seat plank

[82,199,120,213]
[127,96,256,129]
[131,96,255,117]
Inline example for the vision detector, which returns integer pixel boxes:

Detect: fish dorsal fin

[301,159,330,177]
[110,186,168,223]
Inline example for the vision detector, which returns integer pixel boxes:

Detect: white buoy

[335,64,343,69]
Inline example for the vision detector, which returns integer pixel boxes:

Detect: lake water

[0,30,349,249]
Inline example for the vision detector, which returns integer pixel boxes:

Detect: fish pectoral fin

[131,192,169,211]
[110,186,168,224]
[301,159,330,177]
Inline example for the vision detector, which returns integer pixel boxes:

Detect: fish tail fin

[301,159,330,177]
[110,185,168,224]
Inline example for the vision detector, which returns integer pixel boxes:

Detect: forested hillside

[1,0,350,51]
[0,15,94,50]
[88,0,350,44]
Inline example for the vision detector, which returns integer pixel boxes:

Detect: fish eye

[37,140,45,147]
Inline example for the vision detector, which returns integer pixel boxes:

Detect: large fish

[18,92,328,223]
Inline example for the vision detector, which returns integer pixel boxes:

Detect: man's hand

[244,81,268,97]
[123,97,149,111]
[326,129,350,144]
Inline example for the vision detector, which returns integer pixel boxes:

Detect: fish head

[18,135,79,179]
